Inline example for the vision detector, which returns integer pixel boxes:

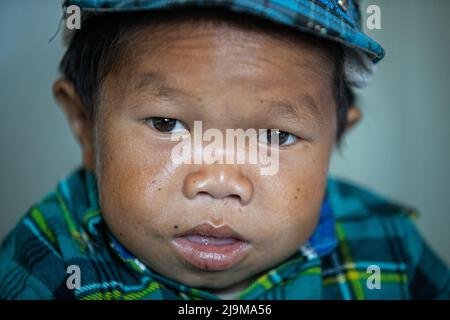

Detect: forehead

[102,13,338,122]
[125,14,336,71]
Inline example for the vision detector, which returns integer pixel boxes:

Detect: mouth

[171,223,250,272]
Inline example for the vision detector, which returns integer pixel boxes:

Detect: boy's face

[58,19,340,290]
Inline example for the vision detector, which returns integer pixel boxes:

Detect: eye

[259,129,297,146]
[144,117,188,134]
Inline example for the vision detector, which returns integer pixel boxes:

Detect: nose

[182,165,254,206]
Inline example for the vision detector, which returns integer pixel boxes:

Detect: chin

[172,267,253,290]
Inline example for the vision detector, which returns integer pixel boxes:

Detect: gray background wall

[1,0,449,265]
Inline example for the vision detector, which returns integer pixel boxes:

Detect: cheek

[256,143,331,246]
[94,120,178,237]
[287,145,330,216]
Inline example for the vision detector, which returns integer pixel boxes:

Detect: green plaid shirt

[0,168,449,299]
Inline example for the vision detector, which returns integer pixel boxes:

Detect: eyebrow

[133,71,191,99]
[132,72,322,122]
[266,94,322,123]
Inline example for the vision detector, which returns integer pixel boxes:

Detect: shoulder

[326,177,450,299]
[0,192,70,299]
[0,169,93,299]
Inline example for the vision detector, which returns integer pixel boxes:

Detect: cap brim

[67,0,385,63]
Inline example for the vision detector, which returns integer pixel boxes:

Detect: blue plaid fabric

[64,0,385,63]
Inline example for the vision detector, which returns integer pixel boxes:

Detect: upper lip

[174,223,246,241]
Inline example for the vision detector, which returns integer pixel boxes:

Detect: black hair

[60,9,354,142]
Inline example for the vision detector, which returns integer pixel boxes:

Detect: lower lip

[171,235,250,271]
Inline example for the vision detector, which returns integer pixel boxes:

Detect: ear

[53,79,96,171]
[344,105,362,132]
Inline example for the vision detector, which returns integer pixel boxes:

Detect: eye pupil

[151,117,176,132]
[266,129,289,145]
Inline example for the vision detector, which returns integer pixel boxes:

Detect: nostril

[196,191,242,203]
[228,194,242,202]
[197,191,209,197]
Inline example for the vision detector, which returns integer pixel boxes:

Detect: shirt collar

[307,187,339,257]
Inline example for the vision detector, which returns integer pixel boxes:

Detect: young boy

[0,0,449,300]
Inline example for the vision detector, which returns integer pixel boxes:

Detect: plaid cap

[62,0,385,87]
